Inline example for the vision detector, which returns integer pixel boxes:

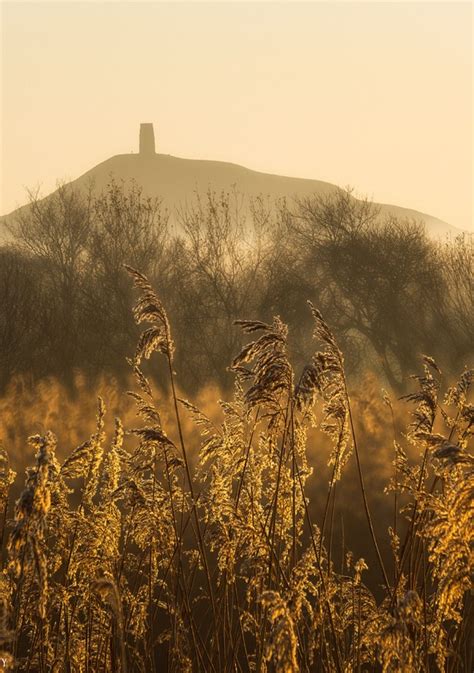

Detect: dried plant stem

[345,389,391,593]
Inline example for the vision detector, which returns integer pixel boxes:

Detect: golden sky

[1,1,472,230]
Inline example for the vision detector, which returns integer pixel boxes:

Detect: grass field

[0,267,472,672]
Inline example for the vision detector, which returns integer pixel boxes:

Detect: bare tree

[286,189,443,390]
[6,183,93,380]
[0,248,46,388]
[168,189,273,388]
[83,178,170,371]
[434,234,474,369]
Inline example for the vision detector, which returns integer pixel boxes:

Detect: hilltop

[1,126,461,238]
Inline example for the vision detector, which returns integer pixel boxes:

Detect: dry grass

[0,268,472,672]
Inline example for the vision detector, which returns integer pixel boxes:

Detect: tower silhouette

[139,123,155,155]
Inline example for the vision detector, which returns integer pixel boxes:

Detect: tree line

[0,179,472,393]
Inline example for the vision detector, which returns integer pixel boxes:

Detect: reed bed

[0,267,472,672]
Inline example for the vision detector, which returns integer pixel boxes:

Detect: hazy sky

[1,1,472,230]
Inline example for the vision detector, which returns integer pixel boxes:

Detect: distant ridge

[1,141,462,239]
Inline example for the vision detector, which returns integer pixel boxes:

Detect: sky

[1,1,472,230]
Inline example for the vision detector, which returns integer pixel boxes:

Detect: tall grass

[0,268,472,672]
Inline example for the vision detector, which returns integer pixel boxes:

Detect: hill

[1,151,461,239]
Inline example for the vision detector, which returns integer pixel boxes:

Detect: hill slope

[1,153,461,238]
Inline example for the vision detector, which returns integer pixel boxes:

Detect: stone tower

[139,123,155,155]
